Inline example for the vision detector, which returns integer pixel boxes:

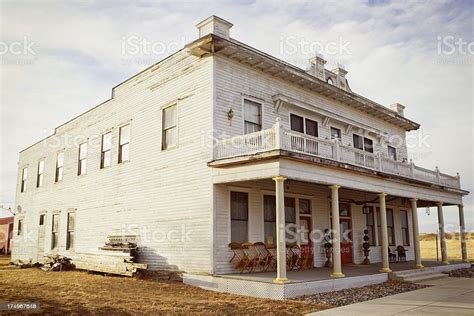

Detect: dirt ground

[0,256,326,315]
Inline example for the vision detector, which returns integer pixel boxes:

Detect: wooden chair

[254,242,273,272]
[241,242,260,272]
[396,245,407,262]
[388,247,397,263]
[266,246,277,271]
[228,242,251,273]
[289,244,302,270]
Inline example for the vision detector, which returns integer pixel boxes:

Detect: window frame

[290,113,319,138]
[20,167,28,192]
[55,152,64,183]
[78,142,87,176]
[243,98,262,134]
[330,127,342,140]
[118,124,131,163]
[365,206,376,246]
[376,207,395,246]
[353,133,374,153]
[66,212,75,250]
[100,132,112,169]
[230,191,249,244]
[36,159,45,188]
[162,104,178,150]
[387,145,397,160]
[51,214,59,249]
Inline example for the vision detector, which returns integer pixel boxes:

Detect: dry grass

[0,256,326,315]
[420,233,474,261]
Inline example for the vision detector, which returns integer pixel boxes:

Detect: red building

[0,216,14,255]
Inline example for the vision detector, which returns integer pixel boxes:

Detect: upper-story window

[387,145,397,160]
[78,143,87,175]
[100,132,112,168]
[243,99,262,134]
[36,159,45,188]
[290,114,318,137]
[162,104,177,150]
[330,127,341,140]
[20,167,28,192]
[118,124,130,163]
[353,134,374,153]
[327,77,334,85]
[55,152,64,183]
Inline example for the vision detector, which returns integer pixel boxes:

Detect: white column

[329,185,344,278]
[458,204,468,263]
[437,201,449,264]
[273,176,288,283]
[410,198,423,268]
[379,193,391,272]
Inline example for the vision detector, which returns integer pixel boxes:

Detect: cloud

[1,0,472,231]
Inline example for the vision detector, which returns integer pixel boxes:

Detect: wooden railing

[213,120,461,189]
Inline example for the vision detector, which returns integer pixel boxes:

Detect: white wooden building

[12,16,469,297]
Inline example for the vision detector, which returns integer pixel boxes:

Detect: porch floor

[218,260,462,284]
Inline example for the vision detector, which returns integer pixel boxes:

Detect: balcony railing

[214,120,461,189]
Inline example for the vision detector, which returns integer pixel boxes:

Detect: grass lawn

[0,256,326,315]
[420,234,474,261]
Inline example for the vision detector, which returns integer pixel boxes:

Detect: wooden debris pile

[41,254,75,271]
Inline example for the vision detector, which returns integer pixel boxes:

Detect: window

[162,105,177,149]
[330,127,341,140]
[400,210,410,246]
[327,77,333,85]
[78,143,87,175]
[39,214,45,226]
[100,132,112,168]
[118,124,130,163]
[388,145,397,160]
[17,219,23,236]
[230,192,248,243]
[377,208,395,246]
[243,99,262,134]
[365,206,376,246]
[66,212,75,250]
[339,203,351,217]
[264,195,276,245]
[55,152,64,182]
[353,134,374,153]
[20,167,27,192]
[263,195,297,245]
[36,159,44,187]
[305,119,318,137]
[363,137,374,153]
[290,114,304,133]
[299,199,311,215]
[51,214,59,249]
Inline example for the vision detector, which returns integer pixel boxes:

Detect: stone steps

[400,273,449,283]
[388,264,471,283]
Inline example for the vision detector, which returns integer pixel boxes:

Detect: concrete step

[402,273,449,283]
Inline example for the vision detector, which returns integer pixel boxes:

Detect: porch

[183,261,470,300]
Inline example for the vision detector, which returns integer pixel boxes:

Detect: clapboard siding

[13,51,215,273]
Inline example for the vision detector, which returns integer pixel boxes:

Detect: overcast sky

[0,0,472,232]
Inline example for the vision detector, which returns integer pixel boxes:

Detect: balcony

[213,121,461,189]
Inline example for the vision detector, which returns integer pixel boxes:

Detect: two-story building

[12,16,469,299]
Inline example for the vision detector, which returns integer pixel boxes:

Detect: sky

[0,0,472,232]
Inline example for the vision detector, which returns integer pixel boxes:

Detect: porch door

[340,218,353,264]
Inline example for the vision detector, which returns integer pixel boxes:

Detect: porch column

[458,204,468,263]
[437,202,449,264]
[379,193,391,272]
[410,198,423,268]
[273,176,288,283]
[329,185,344,278]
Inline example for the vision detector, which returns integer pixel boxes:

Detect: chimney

[309,54,327,80]
[196,15,233,39]
[332,64,348,78]
[390,103,405,117]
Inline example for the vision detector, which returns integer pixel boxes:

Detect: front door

[299,217,313,268]
[339,218,353,264]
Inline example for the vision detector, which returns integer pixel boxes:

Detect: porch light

[362,205,371,214]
